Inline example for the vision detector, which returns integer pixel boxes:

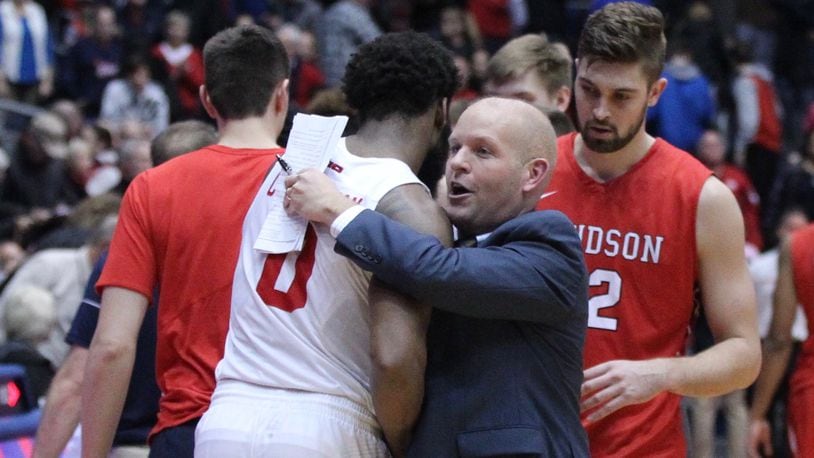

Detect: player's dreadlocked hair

[343,31,459,123]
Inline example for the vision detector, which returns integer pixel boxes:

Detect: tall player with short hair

[81,25,291,457]
[535,3,760,456]
[194,31,458,457]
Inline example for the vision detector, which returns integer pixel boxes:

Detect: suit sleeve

[335,209,587,324]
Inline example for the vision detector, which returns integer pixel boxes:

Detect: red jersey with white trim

[97,145,284,437]
[215,138,425,415]
[536,133,712,457]
[790,224,814,398]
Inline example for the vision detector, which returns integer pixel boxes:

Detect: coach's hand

[284,168,355,225]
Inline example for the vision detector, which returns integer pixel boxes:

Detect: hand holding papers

[253,114,348,255]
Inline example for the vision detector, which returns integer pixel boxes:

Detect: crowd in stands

[0,0,811,455]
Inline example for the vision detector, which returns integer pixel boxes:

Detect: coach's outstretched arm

[285,167,586,327]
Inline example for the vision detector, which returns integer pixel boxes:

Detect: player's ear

[435,98,448,129]
[274,79,290,115]
[647,77,667,107]
[200,86,219,120]
[554,86,571,112]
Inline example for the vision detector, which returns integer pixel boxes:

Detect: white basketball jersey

[216,138,426,415]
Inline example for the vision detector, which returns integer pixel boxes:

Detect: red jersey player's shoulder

[551,132,578,176]
[134,145,215,183]
[555,132,578,156]
[650,138,712,179]
[553,134,709,176]
[143,145,284,182]
[651,138,704,166]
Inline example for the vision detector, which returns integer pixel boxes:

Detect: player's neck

[574,130,656,182]
[217,117,282,150]
[347,118,434,173]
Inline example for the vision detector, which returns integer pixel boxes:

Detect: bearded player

[536,3,761,456]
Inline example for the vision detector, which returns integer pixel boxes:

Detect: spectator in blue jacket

[647,42,716,153]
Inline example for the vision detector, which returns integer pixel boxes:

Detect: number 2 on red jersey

[588,268,621,331]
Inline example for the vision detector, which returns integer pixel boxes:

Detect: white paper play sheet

[253,113,348,255]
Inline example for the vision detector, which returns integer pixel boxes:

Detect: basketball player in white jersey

[195,31,459,457]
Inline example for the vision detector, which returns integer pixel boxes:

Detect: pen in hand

[276,154,293,175]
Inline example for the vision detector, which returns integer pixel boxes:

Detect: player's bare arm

[34,346,89,458]
[370,183,451,457]
[747,238,797,458]
[678,177,761,393]
[581,177,760,422]
[285,170,452,454]
[81,287,148,458]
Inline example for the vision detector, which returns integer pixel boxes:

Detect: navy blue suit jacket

[335,209,589,457]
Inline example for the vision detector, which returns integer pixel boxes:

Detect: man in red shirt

[536,2,761,456]
[80,25,291,457]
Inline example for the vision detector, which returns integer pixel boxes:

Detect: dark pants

[149,417,200,458]
[745,143,782,245]
[745,143,780,211]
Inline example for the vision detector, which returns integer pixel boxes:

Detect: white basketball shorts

[194,380,390,457]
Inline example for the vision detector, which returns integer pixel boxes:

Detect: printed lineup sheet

[253,114,348,255]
